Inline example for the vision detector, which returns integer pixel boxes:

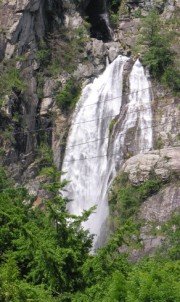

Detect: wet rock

[74,62,95,79]
[3,0,63,54]
[106,42,120,62]
[83,0,112,41]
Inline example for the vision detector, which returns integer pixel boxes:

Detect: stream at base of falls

[61,56,153,249]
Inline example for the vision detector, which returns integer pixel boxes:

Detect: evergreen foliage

[141,10,180,94]
[126,259,180,302]
[0,61,25,105]
[109,172,162,228]
[56,78,81,112]
[0,167,179,301]
[0,167,92,301]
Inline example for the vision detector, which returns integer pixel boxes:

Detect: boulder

[122,147,180,184]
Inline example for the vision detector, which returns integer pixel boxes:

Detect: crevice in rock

[84,0,112,42]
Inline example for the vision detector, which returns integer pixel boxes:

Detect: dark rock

[83,0,112,42]
[11,0,64,54]
[0,34,6,61]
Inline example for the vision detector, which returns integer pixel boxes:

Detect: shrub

[47,24,89,76]
[109,172,162,227]
[162,67,180,94]
[35,39,51,67]
[109,0,121,13]
[109,118,116,133]
[126,259,180,302]
[56,78,81,112]
[36,49,50,66]
[0,65,25,100]
[140,10,180,94]
[108,0,121,26]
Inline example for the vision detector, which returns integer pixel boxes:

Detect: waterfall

[61,57,153,249]
[107,59,153,183]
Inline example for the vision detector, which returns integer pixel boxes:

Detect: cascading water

[106,59,153,184]
[61,56,153,249]
[61,55,128,246]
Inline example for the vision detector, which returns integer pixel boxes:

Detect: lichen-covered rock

[73,62,95,80]
[153,96,180,148]
[40,79,56,116]
[134,184,180,259]
[91,39,106,58]
[122,147,180,184]
[117,146,180,260]
[140,185,180,222]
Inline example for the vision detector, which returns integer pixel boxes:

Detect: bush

[36,48,50,66]
[141,10,180,94]
[126,259,180,302]
[108,0,121,26]
[47,25,89,75]
[56,78,81,112]
[0,167,93,300]
[109,173,162,227]
[0,64,25,103]
[162,67,180,94]
[109,0,121,13]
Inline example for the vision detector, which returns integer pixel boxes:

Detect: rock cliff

[117,147,180,259]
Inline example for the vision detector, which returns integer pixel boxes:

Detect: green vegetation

[108,0,121,26]
[155,136,165,149]
[35,24,89,100]
[140,10,180,94]
[109,118,116,134]
[36,48,51,67]
[0,166,179,301]
[56,78,81,112]
[70,221,180,302]
[134,8,142,18]
[109,172,162,227]
[0,166,93,301]
[109,0,121,14]
[46,24,89,76]
[36,72,45,99]
[35,143,53,166]
[159,213,180,260]
[0,61,25,105]
[125,259,180,302]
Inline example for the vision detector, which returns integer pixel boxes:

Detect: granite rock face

[0,0,63,56]
[139,185,180,223]
[135,184,180,259]
[122,147,180,184]
[117,147,180,260]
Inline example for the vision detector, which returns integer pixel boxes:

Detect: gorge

[0,0,179,301]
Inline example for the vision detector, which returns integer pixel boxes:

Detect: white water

[107,59,153,182]
[61,57,153,248]
[99,13,113,38]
